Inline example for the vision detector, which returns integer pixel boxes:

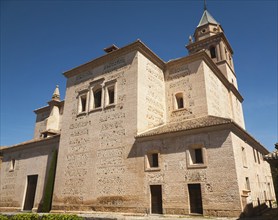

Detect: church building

[0,6,276,218]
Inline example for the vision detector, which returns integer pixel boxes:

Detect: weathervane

[204,0,207,11]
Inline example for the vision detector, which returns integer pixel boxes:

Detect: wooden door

[23,175,38,211]
[150,185,163,214]
[188,184,203,214]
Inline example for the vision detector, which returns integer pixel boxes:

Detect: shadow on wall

[237,202,273,219]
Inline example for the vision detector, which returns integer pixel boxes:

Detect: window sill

[9,169,14,172]
[104,104,116,109]
[89,107,102,113]
[77,111,87,117]
[242,189,251,196]
[187,164,207,169]
[145,167,161,172]
[172,108,187,113]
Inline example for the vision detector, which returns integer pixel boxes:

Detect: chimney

[104,44,119,53]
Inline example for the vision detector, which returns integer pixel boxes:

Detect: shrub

[0,214,9,220]
[41,214,83,220]
[10,213,39,220]
[41,149,58,212]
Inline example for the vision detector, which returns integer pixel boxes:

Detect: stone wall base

[0,207,21,212]
[51,205,242,217]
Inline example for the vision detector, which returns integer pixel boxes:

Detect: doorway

[23,175,38,211]
[150,185,163,214]
[188,183,203,214]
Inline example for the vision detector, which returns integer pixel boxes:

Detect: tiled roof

[136,116,232,138]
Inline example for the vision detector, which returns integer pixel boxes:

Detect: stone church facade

[0,8,276,217]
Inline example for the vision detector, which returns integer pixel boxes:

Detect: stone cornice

[186,32,233,55]
[63,40,165,78]
[135,118,268,154]
[33,105,50,114]
[34,100,64,114]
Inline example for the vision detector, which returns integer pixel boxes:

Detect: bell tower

[186,4,236,86]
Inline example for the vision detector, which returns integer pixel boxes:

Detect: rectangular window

[195,149,203,164]
[145,151,160,171]
[174,93,184,109]
[151,153,159,168]
[242,147,247,167]
[93,88,102,108]
[253,148,257,163]
[187,145,207,169]
[256,150,260,164]
[9,159,15,171]
[107,86,115,105]
[245,177,250,191]
[78,93,87,113]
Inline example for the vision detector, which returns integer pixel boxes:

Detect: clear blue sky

[1,0,277,152]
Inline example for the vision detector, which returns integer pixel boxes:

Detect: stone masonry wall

[52,51,143,213]
[137,52,165,133]
[0,137,59,212]
[165,60,208,123]
[203,62,245,128]
[231,133,276,211]
[34,110,50,139]
[135,129,242,217]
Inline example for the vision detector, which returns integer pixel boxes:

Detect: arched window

[210,46,216,59]
[175,93,184,109]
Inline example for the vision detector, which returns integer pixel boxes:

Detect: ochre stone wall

[165,60,208,122]
[52,51,143,212]
[135,129,242,217]
[0,136,59,212]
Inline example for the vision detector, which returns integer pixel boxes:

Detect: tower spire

[52,85,60,101]
[204,0,207,11]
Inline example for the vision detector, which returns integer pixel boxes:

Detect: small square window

[174,93,184,110]
[187,145,207,169]
[145,151,160,171]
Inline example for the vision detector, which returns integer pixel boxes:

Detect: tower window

[80,96,87,112]
[210,46,216,59]
[93,88,102,108]
[78,92,88,113]
[106,85,115,105]
[108,87,115,104]
[175,93,184,109]
[9,159,15,171]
